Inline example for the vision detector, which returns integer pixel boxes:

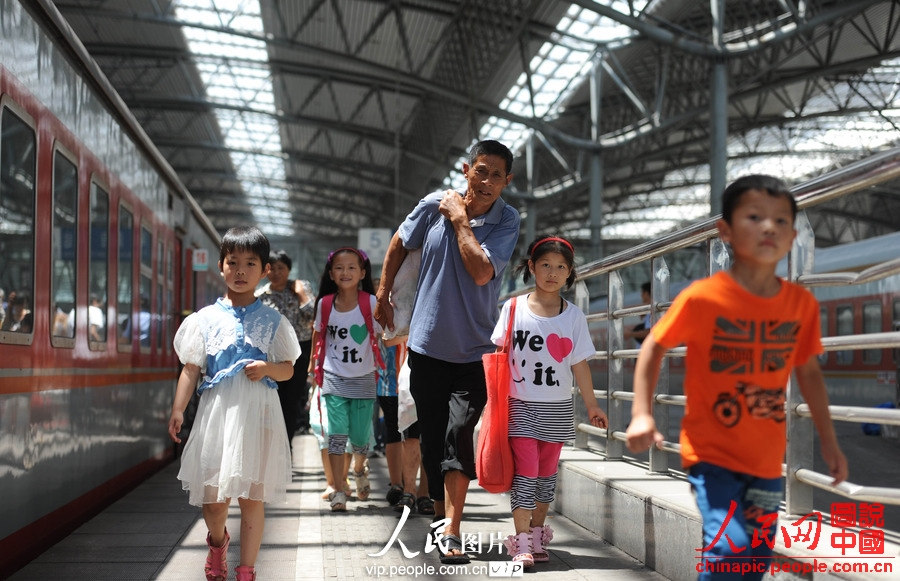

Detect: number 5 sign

[358,228,392,265]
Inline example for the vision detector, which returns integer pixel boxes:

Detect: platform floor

[9,433,668,580]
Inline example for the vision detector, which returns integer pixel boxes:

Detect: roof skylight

[174,0,293,236]
[444,3,900,242]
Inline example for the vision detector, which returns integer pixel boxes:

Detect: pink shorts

[509,437,563,478]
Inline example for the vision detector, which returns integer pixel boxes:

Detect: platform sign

[192,248,209,271]
[358,228,392,265]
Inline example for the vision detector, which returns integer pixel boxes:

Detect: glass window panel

[141,225,152,268]
[156,278,163,350]
[89,183,109,345]
[835,305,853,365]
[0,108,36,338]
[167,287,174,351]
[52,151,77,340]
[139,274,151,348]
[818,306,828,365]
[862,302,882,364]
[893,299,900,368]
[118,206,133,345]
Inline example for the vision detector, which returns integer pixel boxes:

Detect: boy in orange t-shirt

[625,175,847,580]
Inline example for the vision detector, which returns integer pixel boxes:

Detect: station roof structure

[49,0,900,261]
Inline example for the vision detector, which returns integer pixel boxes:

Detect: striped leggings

[508,436,563,511]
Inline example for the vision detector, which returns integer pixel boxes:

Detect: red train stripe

[0,371,177,394]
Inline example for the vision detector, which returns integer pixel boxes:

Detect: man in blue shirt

[375,140,520,564]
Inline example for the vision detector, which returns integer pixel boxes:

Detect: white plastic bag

[382,248,421,340]
[397,355,417,434]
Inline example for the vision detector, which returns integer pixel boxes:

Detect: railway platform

[8,433,667,581]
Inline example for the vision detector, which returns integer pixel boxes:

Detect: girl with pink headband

[491,234,608,568]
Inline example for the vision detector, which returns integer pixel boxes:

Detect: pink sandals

[530,524,553,562]
[204,529,230,581]
[502,532,534,569]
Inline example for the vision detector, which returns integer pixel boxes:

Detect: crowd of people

[165,140,847,581]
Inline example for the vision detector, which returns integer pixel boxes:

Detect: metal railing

[557,147,900,518]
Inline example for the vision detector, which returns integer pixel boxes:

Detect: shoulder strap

[358,290,386,370]
[321,294,334,326]
[313,294,335,386]
[501,297,517,354]
[503,297,523,383]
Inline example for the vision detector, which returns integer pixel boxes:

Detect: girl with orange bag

[491,234,607,569]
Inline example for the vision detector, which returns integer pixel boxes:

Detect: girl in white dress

[491,235,608,569]
[168,226,300,581]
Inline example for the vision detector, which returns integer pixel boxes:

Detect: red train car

[1,1,222,572]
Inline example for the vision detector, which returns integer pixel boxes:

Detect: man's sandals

[438,534,470,564]
[430,520,470,565]
[415,496,435,515]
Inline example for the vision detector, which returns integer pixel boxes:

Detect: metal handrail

[796,403,900,426]
[794,469,900,504]
[566,147,900,518]
[569,148,900,282]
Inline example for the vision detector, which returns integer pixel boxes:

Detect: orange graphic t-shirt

[651,271,823,478]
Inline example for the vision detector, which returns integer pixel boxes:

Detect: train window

[818,306,828,365]
[140,225,152,268]
[835,305,853,365]
[117,206,133,349]
[167,245,174,282]
[862,302,882,365]
[893,299,900,367]
[157,239,164,350]
[167,286,174,350]
[167,244,174,351]
[137,274,151,349]
[88,182,109,348]
[0,106,36,343]
[51,150,78,346]
[156,275,164,351]
[137,223,152,350]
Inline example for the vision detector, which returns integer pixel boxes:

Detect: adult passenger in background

[257,250,316,444]
[120,296,149,346]
[375,139,520,565]
[67,293,105,341]
[1,292,32,333]
[624,282,652,347]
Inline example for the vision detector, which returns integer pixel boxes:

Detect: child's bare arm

[244,359,294,382]
[572,360,608,428]
[625,333,667,452]
[168,363,201,443]
[794,356,848,485]
[382,334,407,347]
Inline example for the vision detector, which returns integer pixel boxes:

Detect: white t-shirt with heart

[313,294,382,380]
[491,296,596,402]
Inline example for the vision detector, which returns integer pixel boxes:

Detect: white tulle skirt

[177,376,291,506]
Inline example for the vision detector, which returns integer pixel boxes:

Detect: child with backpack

[309,247,384,511]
